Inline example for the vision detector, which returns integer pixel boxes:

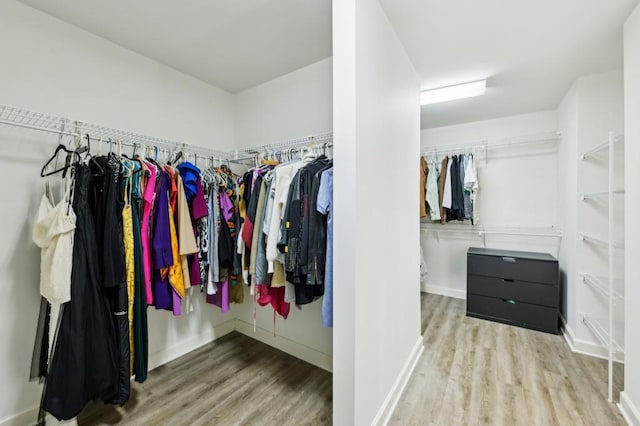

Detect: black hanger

[132,157,145,176]
[82,134,105,177]
[41,144,80,178]
[168,150,183,166]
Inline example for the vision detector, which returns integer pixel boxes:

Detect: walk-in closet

[1,1,422,425]
[2,1,640,426]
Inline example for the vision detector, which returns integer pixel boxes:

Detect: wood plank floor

[391,293,625,426]
[77,293,624,425]
[77,332,333,425]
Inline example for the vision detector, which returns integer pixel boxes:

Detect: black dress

[447,156,465,222]
[93,154,130,404]
[43,164,118,421]
[132,177,149,383]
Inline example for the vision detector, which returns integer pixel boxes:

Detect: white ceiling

[19,0,640,128]
[18,0,332,94]
[380,0,639,128]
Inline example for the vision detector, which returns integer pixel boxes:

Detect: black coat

[284,156,330,304]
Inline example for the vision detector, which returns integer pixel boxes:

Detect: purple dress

[152,171,174,310]
[207,279,230,313]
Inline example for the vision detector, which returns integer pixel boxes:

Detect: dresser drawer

[467,274,559,308]
[467,294,559,334]
[467,254,558,284]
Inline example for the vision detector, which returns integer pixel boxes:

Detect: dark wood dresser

[466,247,560,334]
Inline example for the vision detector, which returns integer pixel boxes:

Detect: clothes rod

[421,131,560,156]
[580,134,624,160]
[0,103,233,160]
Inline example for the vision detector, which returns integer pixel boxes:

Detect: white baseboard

[372,335,424,426]
[0,409,79,426]
[619,392,640,426]
[0,406,40,426]
[560,315,624,363]
[148,319,236,371]
[422,283,466,300]
[234,319,333,372]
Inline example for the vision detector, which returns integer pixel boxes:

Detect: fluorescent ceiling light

[421,80,487,105]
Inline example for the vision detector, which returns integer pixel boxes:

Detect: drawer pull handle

[502,257,517,263]
[502,278,515,283]
[502,299,517,304]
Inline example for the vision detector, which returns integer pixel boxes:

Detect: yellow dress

[122,189,135,375]
[167,203,186,299]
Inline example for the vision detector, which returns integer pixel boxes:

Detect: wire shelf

[580,134,624,160]
[579,189,625,201]
[420,131,560,157]
[579,233,625,249]
[235,131,333,157]
[420,224,562,238]
[581,274,624,303]
[0,104,67,135]
[582,314,624,356]
[0,103,233,160]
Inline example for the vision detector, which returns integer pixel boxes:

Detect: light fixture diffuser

[420,80,486,105]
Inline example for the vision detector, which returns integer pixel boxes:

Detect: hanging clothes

[31,175,76,389]
[283,156,330,305]
[177,174,194,291]
[316,167,333,327]
[249,178,268,282]
[92,154,130,406]
[35,143,252,422]
[152,170,174,311]
[447,155,465,222]
[265,161,304,282]
[207,278,230,313]
[420,157,428,218]
[43,164,119,421]
[121,169,135,375]
[438,156,449,224]
[32,178,76,305]
[92,154,127,289]
[254,176,273,286]
[131,167,148,383]
[167,200,185,313]
[207,185,220,291]
[188,176,208,286]
[140,164,157,305]
[196,180,210,286]
[306,162,333,287]
[425,159,441,221]
[443,156,453,210]
[464,154,479,224]
[176,162,200,202]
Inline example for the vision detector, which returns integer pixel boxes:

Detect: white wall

[232,58,334,368]
[234,58,333,148]
[334,0,422,424]
[420,111,560,298]
[557,85,579,329]
[332,0,357,421]
[0,2,236,423]
[556,71,625,358]
[622,4,640,423]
